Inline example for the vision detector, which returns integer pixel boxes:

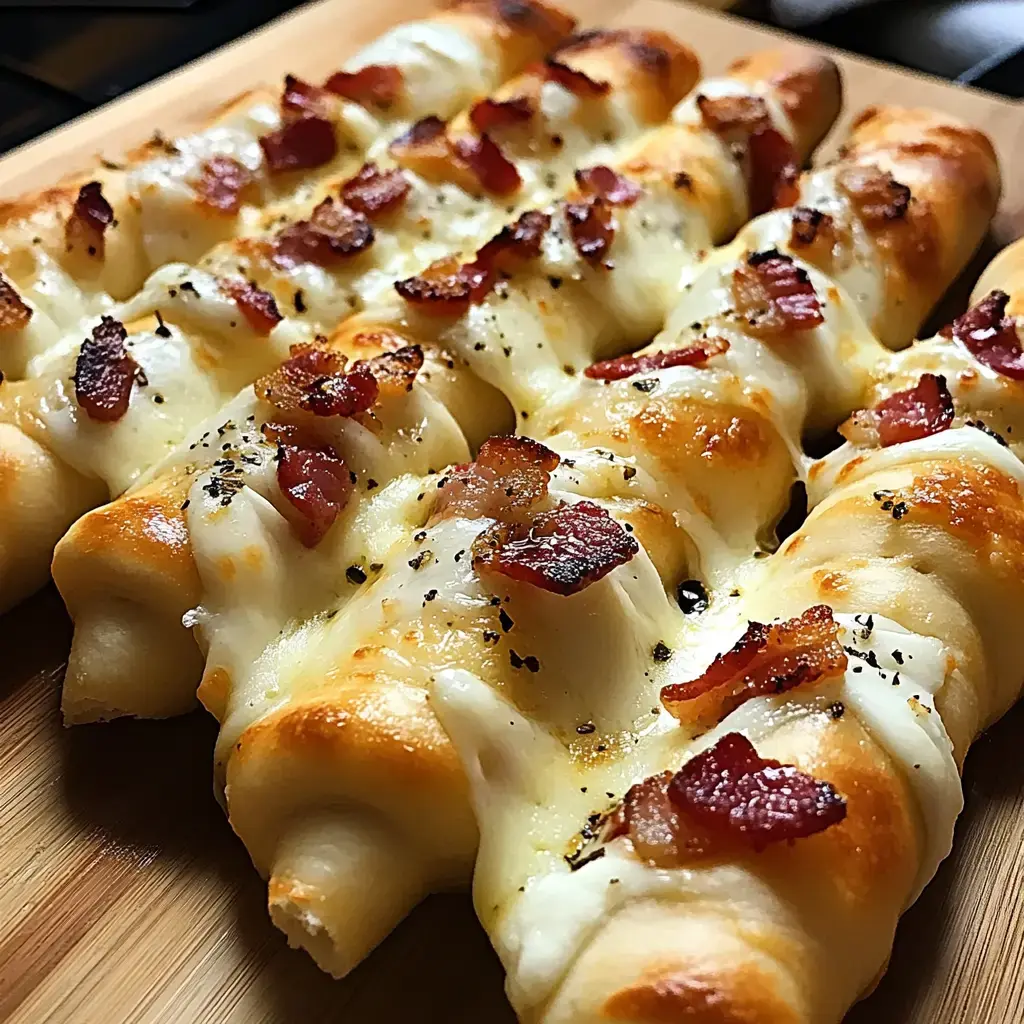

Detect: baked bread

[0,0,575,380]
[8,9,703,617]
[429,121,1003,1024]
[54,46,839,724]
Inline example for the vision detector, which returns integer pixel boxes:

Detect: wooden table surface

[0,2,1022,1022]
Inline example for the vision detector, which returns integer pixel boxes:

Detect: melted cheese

[431,613,960,1016]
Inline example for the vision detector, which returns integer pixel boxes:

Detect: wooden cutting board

[1,3,1022,1022]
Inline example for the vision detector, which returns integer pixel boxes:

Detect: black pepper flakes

[828,701,845,719]
[423,589,438,603]
[154,311,172,338]
[408,550,433,570]
[498,608,514,632]
[576,722,596,735]
[632,378,658,393]
[483,630,500,645]
[652,641,672,662]
[676,579,709,615]
[346,565,367,585]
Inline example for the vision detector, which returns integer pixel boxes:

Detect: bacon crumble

[789,206,834,249]
[0,273,32,332]
[274,437,355,548]
[395,209,550,313]
[696,94,797,215]
[74,316,140,423]
[272,197,374,268]
[65,181,114,259]
[565,196,615,265]
[732,250,824,336]
[602,732,847,867]
[453,133,522,195]
[843,373,955,449]
[837,165,910,224]
[543,57,610,97]
[940,290,1024,380]
[339,162,411,218]
[470,96,534,133]
[259,116,337,174]
[660,605,847,728]
[575,165,643,206]
[585,338,729,382]
[195,156,255,214]
[281,74,333,120]
[323,64,403,109]
[473,499,639,595]
[222,279,282,335]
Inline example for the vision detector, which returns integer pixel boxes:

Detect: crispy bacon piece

[323,64,403,109]
[837,165,911,225]
[732,250,824,337]
[789,206,835,249]
[195,156,254,214]
[352,344,424,396]
[585,337,729,381]
[256,343,379,417]
[661,605,847,728]
[940,290,1024,380]
[395,257,478,315]
[74,316,139,423]
[395,209,549,312]
[390,115,447,153]
[276,439,354,547]
[281,74,333,120]
[473,499,638,595]
[870,373,954,448]
[470,96,534,133]
[543,57,610,97]
[259,116,337,174]
[453,133,521,195]
[0,274,32,332]
[434,435,558,522]
[222,279,282,335]
[697,95,796,215]
[65,181,114,259]
[272,197,373,268]
[747,127,798,215]
[566,196,615,265]
[575,165,643,206]
[668,732,847,851]
[339,162,410,219]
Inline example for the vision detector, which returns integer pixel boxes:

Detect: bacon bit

[868,374,954,448]
[667,732,846,851]
[837,165,911,225]
[473,499,638,595]
[65,181,114,259]
[388,115,447,158]
[281,74,333,120]
[585,337,729,381]
[566,196,615,265]
[74,316,139,423]
[323,64,403,109]
[222,279,282,335]
[543,57,610,97]
[259,116,337,174]
[272,197,373,268]
[0,274,32,332]
[195,156,254,214]
[396,209,549,312]
[351,345,424,396]
[732,250,824,337]
[434,435,559,522]
[697,95,796,215]
[940,290,1024,380]
[339,162,410,219]
[276,439,354,547]
[789,206,834,249]
[256,343,379,417]
[575,165,643,206]
[660,605,847,729]
[395,257,477,315]
[470,96,534,133]
[746,127,798,215]
[453,133,521,195]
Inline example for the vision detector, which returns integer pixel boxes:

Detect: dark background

[0,0,1019,159]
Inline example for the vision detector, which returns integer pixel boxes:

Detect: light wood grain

[0,2,1021,1022]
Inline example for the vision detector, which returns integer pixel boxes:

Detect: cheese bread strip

[52,47,841,720]
[0,0,575,380]
[422,126,1002,1023]
[4,27,689,620]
